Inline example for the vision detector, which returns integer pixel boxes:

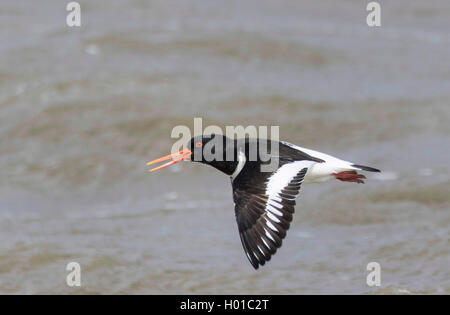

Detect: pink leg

[333,171,366,184]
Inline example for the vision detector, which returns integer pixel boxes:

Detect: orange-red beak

[147,148,192,172]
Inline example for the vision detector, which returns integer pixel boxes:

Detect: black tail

[352,164,381,172]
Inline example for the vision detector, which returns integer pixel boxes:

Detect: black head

[186,134,238,176]
[147,134,242,175]
[187,134,226,161]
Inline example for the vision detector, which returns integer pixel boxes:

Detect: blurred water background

[0,0,449,294]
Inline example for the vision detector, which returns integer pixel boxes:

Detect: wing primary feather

[233,162,312,269]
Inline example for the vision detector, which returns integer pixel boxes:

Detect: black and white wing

[232,160,315,269]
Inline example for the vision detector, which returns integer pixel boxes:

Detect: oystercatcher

[147,134,380,269]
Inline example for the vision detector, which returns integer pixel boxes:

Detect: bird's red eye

[195,141,203,148]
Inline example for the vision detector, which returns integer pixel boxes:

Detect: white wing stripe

[257,245,265,255]
[265,229,275,242]
[266,220,278,232]
[262,238,270,249]
[266,204,283,216]
[271,196,282,203]
[262,161,314,224]
[267,212,281,223]
[265,161,313,198]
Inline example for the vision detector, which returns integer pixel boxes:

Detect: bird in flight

[147,134,380,269]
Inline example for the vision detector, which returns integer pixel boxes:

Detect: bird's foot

[333,171,366,184]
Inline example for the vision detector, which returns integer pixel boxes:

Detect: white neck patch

[231,150,246,180]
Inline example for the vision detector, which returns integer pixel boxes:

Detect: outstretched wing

[232,160,315,269]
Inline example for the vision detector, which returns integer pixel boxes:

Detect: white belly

[304,163,339,183]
